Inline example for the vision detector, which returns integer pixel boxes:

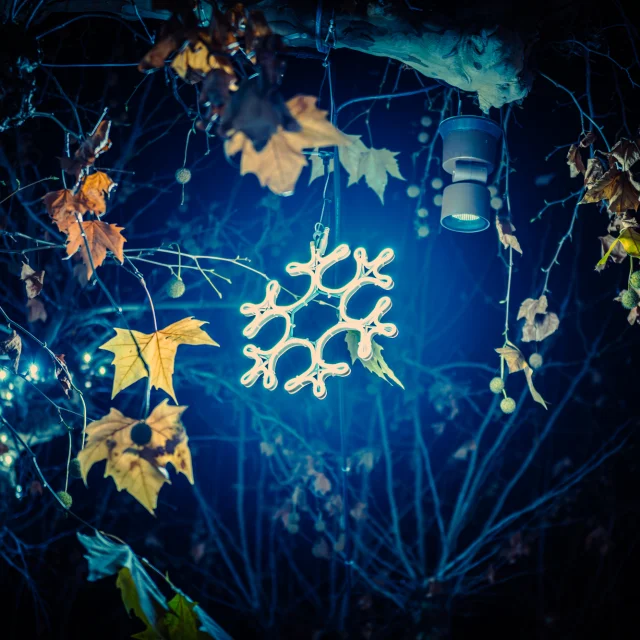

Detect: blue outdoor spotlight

[437,115,502,233]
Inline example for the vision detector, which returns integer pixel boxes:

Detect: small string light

[28,363,39,378]
[3,454,13,466]
[0,434,7,443]
[82,353,92,364]
[84,380,92,389]
[98,366,107,376]
[0,370,7,381]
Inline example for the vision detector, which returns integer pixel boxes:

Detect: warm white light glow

[28,363,39,377]
[0,434,7,443]
[451,213,480,221]
[3,455,12,466]
[0,370,7,381]
[82,353,92,364]
[4,391,13,401]
[98,366,107,376]
[84,380,92,389]
[240,237,398,400]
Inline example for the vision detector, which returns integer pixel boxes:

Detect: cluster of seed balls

[621,271,640,309]
[489,353,543,415]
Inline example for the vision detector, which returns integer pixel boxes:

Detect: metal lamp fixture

[437,115,502,233]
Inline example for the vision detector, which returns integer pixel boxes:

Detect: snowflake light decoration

[240,234,398,399]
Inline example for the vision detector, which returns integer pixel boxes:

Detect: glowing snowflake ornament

[240,232,398,399]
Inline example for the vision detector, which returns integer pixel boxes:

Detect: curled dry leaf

[495,344,547,409]
[0,330,22,373]
[496,216,523,254]
[20,262,44,299]
[350,502,367,521]
[60,120,112,180]
[567,145,586,178]
[26,298,47,323]
[78,171,116,215]
[171,35,233,83]
[345,331,404,388]
[225,95,350,195]
[311,471,331,495]
[517,295,560,342]
[66,220,126,280]
[584,158,604,190]
[596,227,640,270]
[580,167,640,214]
[99,317,219,403]
[596,234,628,271]
[77,400,194,515]
[42,189,84,233]
[55,354,72,398]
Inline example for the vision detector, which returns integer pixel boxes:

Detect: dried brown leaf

[0,330,22,373]
[496,216,523,254]
[20,263,44,299]
[66,220,126,279]
[26,298,47,323]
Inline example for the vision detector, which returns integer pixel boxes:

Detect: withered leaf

[345,330,404,388]
[20,263,44,299]
[26,298,47,323]
[66,220,126,279]
[517,295,559,343]
[609,138,640,171]
[55,354,72,398]
[596,234,628,272]
[580,167,640,214]
[77,400,194,515]
[495,344,547,409]
[496,216,523,254]
[78,172,116,215]
[225,95,349,195]
[0,330,22,373]
[584,158,604,190]
[567,144,585,178]
[60,121,112,180]
[42,189,84,234]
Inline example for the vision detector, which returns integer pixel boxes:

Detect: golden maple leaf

[78,171,116,214]
[99,317,219,402]
[66,220,126,279]
[78,400,193,515]
[171,35,233,82]
[225,95,350,195]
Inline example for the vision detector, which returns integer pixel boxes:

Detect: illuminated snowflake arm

[240,239,398,399]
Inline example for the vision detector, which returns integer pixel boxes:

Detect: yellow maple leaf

[308,134,404,204]
[345,331,404,389]
[66,220,126,279]
[99,317,219,402]
[79,171,116,214]
[171,35,232,81]
[225,95,350,195]
[78,400,194,514]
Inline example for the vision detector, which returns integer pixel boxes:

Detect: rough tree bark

[23,0,534,111]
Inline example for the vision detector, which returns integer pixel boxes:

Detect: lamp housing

[437,115,502,233]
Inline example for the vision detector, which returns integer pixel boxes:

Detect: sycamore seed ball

[529,353,544,369]
[629,270,640,290]
[500,397,517,414]
[418,131,430,144]
[431,177,443,190]
[57,491,73,509]
[621,289,639,310]
[490,196,504,211]
[433,194,443,207]
[417,208,429,218]
[131,422,152,446]
[421,116,433,127]
[489,377,505,394]
[69,458,83,479]
[175,167,191,184]
[407,184,421,198]
[417,224,430,238]
[166,276,186,299]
